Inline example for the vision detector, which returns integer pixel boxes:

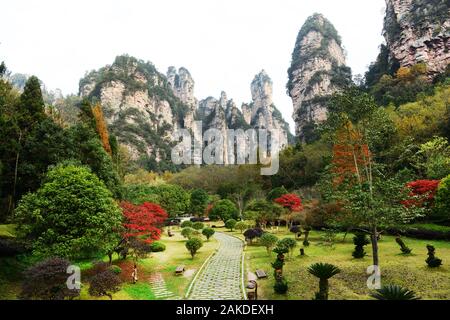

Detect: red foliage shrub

[274,194,303,212]
[403,180,440,208]
[120,202,168,243]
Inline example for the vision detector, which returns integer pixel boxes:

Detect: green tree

[14,164,123,259]
[186,238,203,258]
[209,199,239,222]
[235,221,248,234]
[190,189,209,216]
[245,200,283,229]
[124,184,189,217]
[225,219,237,231]
[260,233,278,255]
[266,186,288,201]
[202,227,215,240]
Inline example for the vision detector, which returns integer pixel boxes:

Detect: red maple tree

[274,194,303,212]
[120,202,168,243]
[403,180,440,208]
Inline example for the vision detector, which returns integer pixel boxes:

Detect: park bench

[175,265,185,275]
[255,269,267,279]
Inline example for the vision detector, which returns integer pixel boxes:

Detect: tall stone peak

[251,70,273,108]
[244,70,291,147]
[383,0,450,77]
[287,13,351,142]
[166,66,197,107]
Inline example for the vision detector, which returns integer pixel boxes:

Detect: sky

[1,0,386,131]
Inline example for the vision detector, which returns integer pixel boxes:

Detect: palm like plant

[307,263,341,300]
[370,285,420,300]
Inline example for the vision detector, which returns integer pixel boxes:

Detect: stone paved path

[149,273,180,300]
[188,232,244,300]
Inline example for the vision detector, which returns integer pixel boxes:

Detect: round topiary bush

[202,227,215,240]
[186,237,203,258]
[192,222,204,230]
[181,221,193,228]
[150,241,166,252]
[109,265,122,275]
[181,227,199,239]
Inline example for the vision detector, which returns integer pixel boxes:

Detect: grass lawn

[219,227,450,300]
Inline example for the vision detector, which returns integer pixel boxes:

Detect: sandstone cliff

[287,13,351,142]
[383,0,450,77]
[79,55,292,167]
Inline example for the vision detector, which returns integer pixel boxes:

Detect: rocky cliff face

[79,55,292,167]
[287,13,351,142]
[242,70,291,147]
[383,0,450,77]
[79,55,187,162]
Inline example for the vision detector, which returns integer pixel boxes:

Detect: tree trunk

[108,253,112,265]
[370,226,379,267]
[319,278,328,300]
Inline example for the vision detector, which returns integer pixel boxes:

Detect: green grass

[0,224,16,238]
[406,223,450,232]
[220,227,450,300]
[122,282,155,300]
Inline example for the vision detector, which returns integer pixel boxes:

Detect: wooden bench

[175,265,185,275]
[255,269,267,279]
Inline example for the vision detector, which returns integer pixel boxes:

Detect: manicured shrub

[426,245,442,268]
[89,270,122,300]
[273,277,288,294]
[192,222,204,230]
[150,241,166,252]
[186,238,203,258]
[181,227,199,239]
[20,257,80,300]
[235,221,248,234]
[260,233,279,255]
[352,232,369,258]
[181,221,193,228]
[243,228,263,244]
[225,219,237,231]
[109,265,122,275]
[202,227,215,240]
[395,237,412,254]
[277,238,297,258]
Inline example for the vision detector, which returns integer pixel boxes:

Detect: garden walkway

[188,232,244,300]
[148,273,180,300]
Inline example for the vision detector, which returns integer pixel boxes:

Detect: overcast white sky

[1,0,386,131]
